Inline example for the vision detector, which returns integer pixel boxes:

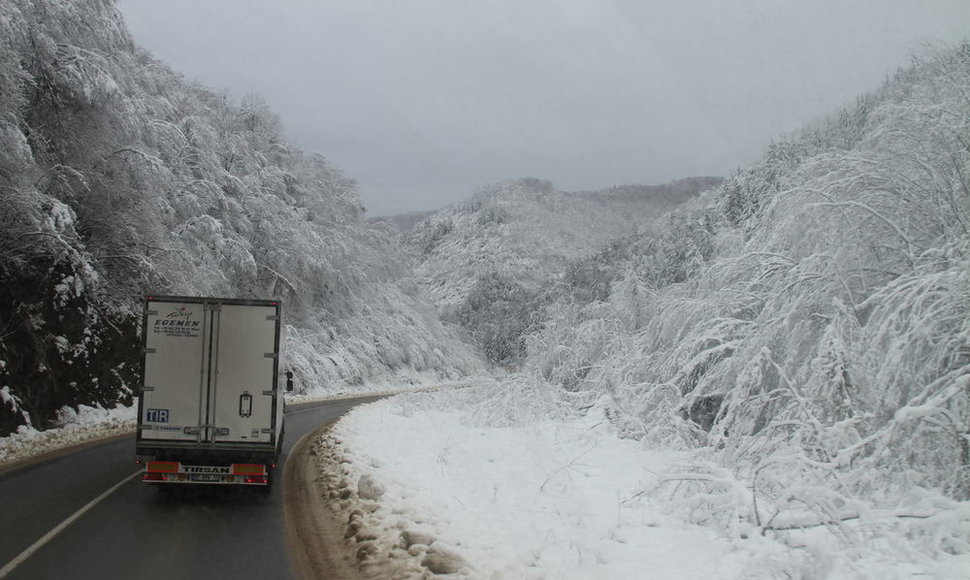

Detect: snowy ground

[324,384,970,579]
[285,373,481,405]
[0,403,137,467]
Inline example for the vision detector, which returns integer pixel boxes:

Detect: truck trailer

[135,296,287,487]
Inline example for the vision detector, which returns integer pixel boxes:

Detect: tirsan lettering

[155,320,200,327]
[181,466,231,474]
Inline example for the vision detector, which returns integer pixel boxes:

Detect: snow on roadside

[322,386,760,579]
[285,374,481,406]
[323,384,970,579]
[0,403,136,467]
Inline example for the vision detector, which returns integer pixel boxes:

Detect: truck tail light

[144,473,168,481]
[244,475,268,485]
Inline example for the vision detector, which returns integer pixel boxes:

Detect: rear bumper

[140,460,272,486]
[136,440,279,463]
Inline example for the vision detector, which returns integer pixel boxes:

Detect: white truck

[135,296,290,488]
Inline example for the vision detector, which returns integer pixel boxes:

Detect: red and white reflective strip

[231,463,266,476]
[139,461,269,485]
[141,460,178,481]
[148,461,179,473]
[233,464,268,485]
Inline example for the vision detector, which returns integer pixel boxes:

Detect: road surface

[0,395,380,579]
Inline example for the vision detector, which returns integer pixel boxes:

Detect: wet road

[0,396,381,579]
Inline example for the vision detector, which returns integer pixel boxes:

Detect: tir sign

[147,408,170,423]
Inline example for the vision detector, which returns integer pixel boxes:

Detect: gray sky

[116,0,970,216]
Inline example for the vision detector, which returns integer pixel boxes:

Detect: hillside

[523,43,970,505]
[0,0,483,436]
[403,176,720,362]
[328,44,970,576]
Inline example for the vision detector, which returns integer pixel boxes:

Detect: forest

[353,42,970,574]
[465,45,970,509]
[0,0,482,436]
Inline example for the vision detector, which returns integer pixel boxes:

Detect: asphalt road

[0,395,382,580]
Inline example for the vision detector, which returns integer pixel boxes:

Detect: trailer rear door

[139,298,281,446]
[140,299,209,443]
[207,302,280,445]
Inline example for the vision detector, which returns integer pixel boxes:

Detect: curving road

[0,396,380,580]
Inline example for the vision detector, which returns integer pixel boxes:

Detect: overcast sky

[116,0,970,216]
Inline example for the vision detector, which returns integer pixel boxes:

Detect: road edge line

[0,470,141,578]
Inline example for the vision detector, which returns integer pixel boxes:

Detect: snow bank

[284,372,482,405]
[323,385,970,579]
[0,403,136,467]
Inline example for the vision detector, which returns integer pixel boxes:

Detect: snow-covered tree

[0,0,483,434]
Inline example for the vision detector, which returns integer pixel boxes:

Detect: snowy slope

[0,0,485,435]
[401,177,719,363]
[406,177,719,310]
[325,45,970,578]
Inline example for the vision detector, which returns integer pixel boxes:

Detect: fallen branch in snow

[539,443,598,492]
[762,511,936,533]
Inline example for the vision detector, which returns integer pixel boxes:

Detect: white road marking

[286,402,355,416]
[0,470,141,578]
[285,406,325,416]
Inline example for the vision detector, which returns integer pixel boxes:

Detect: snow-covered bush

[503,43,970,568]
[455,271,544,364]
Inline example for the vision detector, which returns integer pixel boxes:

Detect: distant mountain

[369,209,437,233]
[401,176,721,362]
[577,176,723,205]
